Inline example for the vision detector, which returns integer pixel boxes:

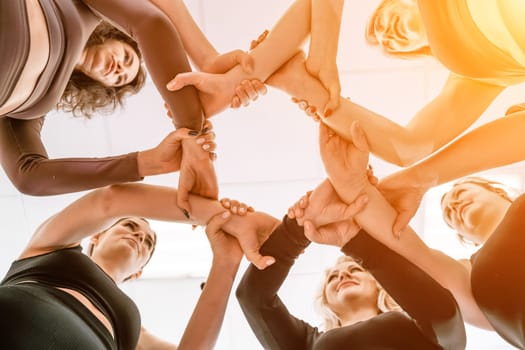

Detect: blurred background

[2,0,525,348]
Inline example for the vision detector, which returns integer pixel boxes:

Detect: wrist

[137,150,153,177]
[331,174,369,204]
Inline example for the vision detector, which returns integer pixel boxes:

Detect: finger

[208,50,249,74]
[241,80,258,100]
[251,80,267,95]
[166,72,201,91]
[209,152,218,161]
[247,251,275,270]
[288,207,296,219]
[323,85,341,118]
[177,186,192,218]
[297,100,309,111]
[235,85,251,107]
[201,142,216,152]
[299,195,309,209]
[305,106,317,117]
[393,212,411,239]
[231,96,241,109]
[202,120,214,132]
[169,128,200,141]
[205,211,231,236]
[350,121,370,152]
[229,200,240,214]
[342,194,369,219]
[220,198,231,209]
[250,30,269,50]
[319,122,332,145]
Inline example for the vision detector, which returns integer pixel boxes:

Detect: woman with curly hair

[0,0,257,205]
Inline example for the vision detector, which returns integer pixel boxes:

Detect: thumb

[247,250,276,270]
[170,128,199,141]
[350,121,370,152]
[303,220,320,242]
[323,86,340,118]
[176,184,192,218]
[167,72,201,91]
[392,211,411,239]
[205,211,231,236]
[236,52,254,74]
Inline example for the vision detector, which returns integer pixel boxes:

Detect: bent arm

[84,0,203,130]
[349,183,492,329]
[343,231,466,349]
[0,117,141,196]
[22,183,230,257]
[398,109,525,189]
[278,71,503,166]
[236,216,315,350]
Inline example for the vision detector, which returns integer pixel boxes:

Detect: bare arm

[318,122,493,329]
[274,62,504,166]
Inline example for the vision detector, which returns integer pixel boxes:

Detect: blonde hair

[315,256,403,330]
[441,177,515,245]
[365,0,431,59]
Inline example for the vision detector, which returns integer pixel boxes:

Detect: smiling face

[78,39,140,87]
[441,182,511,244]
[324,260,380,317]
[90,217,157,281]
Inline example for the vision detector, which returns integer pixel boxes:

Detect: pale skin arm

[378,109,525,234]
[136,212,247,350]
[20,183,276,270]
[317,122,493,329]
[308,0,344,115]
[273,57,504,166]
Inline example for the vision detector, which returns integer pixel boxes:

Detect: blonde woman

[235,205,465,349]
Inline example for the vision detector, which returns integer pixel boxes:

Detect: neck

[76,49,88,71]
[338,305,379,327]
[92,258,126,284]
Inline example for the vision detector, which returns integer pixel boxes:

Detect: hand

[178,138,219,216]
[305,53,340,117]
[220,197,254,216]
[378,170,430,237]
[291,97,321,122]
[249,29,269,50]
[231,79,267,108]
[319,122,370,203]
[137,124,216,177]
[289,179,368,228]
[303,217,361,248]
[205,211,243,263]
[202,49,254,75]
[221,211,280,270]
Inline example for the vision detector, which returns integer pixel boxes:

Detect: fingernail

[202,127,209,134]
[240,207,246,214]
[188,130,199,136]
[266,258,275,266]
[222,211,231,219]
[202,144,210,150]
[324,108,333,117]
[182,209,190,219]
[196,138,205,144]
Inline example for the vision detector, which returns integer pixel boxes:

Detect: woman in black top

[313,121,525,348]
[235,210,465,349]
[0,133,279,349]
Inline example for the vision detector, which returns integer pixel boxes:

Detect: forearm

[310,0,344,60]
[226,0,312,84]
[150,0,218,70]
[404,111,525,188]
[178,257,239,350]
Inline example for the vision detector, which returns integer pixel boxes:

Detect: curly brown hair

[57,22,147,118]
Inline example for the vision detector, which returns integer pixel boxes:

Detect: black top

[236,216,466,350]
[1,246,141,350]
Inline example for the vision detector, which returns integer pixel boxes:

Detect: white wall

[2,0,525,348]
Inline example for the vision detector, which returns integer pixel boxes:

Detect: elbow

[387,135,435,167]
[95,184,125,219]
[430,295,467,350]
[10,174,46,196]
